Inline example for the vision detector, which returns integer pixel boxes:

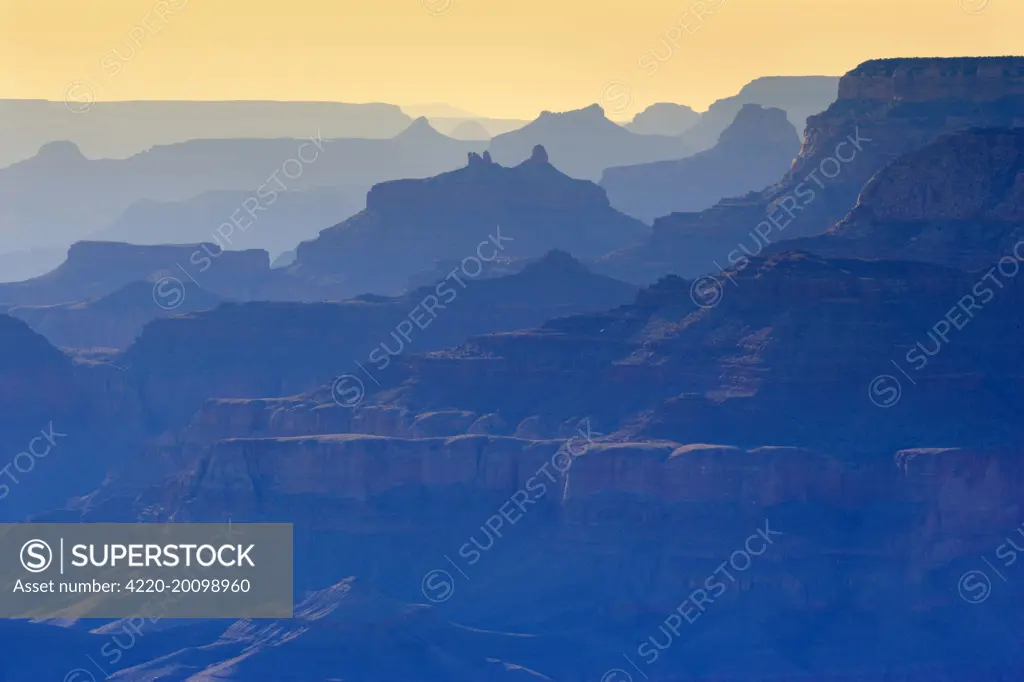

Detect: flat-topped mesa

[34,140,88,162]
[838,56,1024,102]
[0,241,271,306]
[791,56,1024,194]
[360,148,575,219]
[65,240,269,271]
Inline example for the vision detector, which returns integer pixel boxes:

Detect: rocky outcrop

[598,57,1024,283]
[488,104,692,180]
[775,127,1024,268]
[292,148,649,295]
[602,104,800,222]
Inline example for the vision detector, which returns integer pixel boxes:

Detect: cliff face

[598,57,1024,283]
[838,57,1024,102]
[79,415,1024,680]
[776,127,1024,268]
[142,252,1024,458]
[113,411,1022,526]
[602,104,800,222]
[292,147,649,295]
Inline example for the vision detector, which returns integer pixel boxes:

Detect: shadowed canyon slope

[116,251,637,431]
[778,126,1024,268]
[155,252,1024,456]
[597,57,1024,283]
[0,251,635,509]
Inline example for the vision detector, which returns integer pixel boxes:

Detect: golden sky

[1,0,1019,119]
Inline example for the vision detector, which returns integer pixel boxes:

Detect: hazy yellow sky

[1,0,1019,119]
